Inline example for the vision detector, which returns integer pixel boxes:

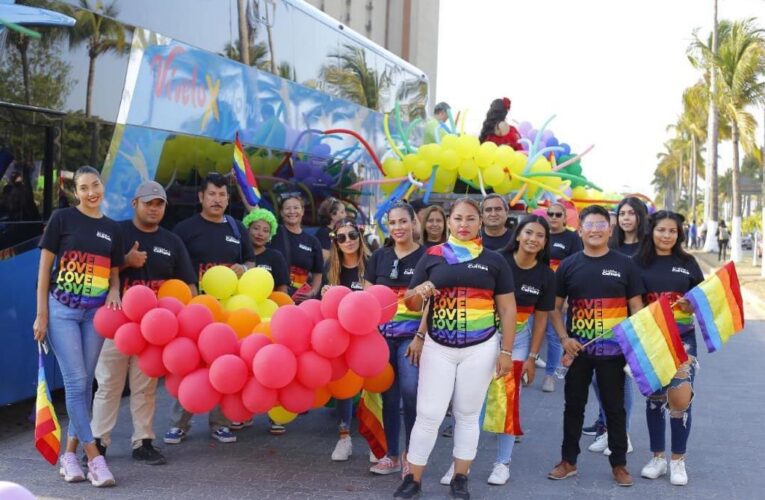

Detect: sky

[436,0,764,201]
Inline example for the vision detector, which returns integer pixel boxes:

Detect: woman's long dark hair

[479,98,509,143]
[609,196,649,249]
[505,215,551,265]
[635,210,691,266]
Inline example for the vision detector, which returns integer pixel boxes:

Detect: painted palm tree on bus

[321,43,389,111]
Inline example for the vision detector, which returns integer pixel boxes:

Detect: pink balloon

[138,344,167,378]
[209,354,249,394]
[329,355,349,381]
[162,337,201,376]
[220,392,253,423]
[296,351,332,389]
[278,380,314,413]
[345,331,390,377]
[253,344,297,389]
[165,372,183,398]
[178,368,221,414]
[310,319,351,358]
[366,284,399,324]
[93,306,129,339]
[140,308,178,346]
[197,323,239,365]
[320,286,351,319]
[337,291,382,335]
[298,299,324,325]
[241,376,278,414]
[271,305,313,354]
[239,334,272,370]
[114,322,147,356]
[177,304,214,342]
[158,296,184,316]
[122,285,158,322]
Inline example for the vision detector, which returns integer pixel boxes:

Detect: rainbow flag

[482,361,524,435]
[685,261,744,353]
[35,347,61,465]
[430,236,483,264]
[357,390,387,459]
[232,133,261,206]
[612,296,688,397]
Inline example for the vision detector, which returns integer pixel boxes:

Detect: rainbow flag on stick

[613,296,688,397]
[232,132,261,206]
[685,261,744,353]
[35,343,61,465]
[482,361,524,435]
[357,390,387,459]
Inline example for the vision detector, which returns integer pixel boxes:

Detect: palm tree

[320,44,388,110]
[678,83,710,220]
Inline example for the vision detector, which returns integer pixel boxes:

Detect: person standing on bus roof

[34,166,122,487]
[166,173,255,445]
[90,181,196,466]
[423,102,451,144]
[480,194,513,251]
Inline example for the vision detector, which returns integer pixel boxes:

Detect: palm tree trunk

[86,52,96,118]
[237,0,250,65]
[691,135,697,221]
[761,106,765,276]
[703,0,720,252]
[731,120,742,261]
[19,37,31,105]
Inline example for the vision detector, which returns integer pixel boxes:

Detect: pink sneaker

[87,455,116,487]
[59,452,85,482]
[370,456,401,475]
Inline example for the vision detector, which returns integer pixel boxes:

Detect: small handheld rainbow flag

[357,390,387,459]
[685,261,744,353]
[35,344,61,465]
[482,361,524,435]
[613,296,688,397]
[232,133,261,206]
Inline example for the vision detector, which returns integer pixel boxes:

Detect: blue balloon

[560,143,571,156]
[547,137,559,148]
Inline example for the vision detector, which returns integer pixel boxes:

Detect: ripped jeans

[645,332,697,455]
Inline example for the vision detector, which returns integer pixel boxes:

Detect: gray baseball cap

[134,180,167,202]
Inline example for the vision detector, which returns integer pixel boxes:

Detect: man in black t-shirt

[480,194,513,251]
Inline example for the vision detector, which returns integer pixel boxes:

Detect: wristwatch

[528,352,540,361]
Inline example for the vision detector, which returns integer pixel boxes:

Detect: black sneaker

[82,438,107,467]
[582,420,604,436]
[393,474,421,498]
[450,473,470,499]
[132,439,167,465]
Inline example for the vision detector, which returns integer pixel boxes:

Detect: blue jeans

[46,296,104,444]
[493,327,530,464]
[337,398,353,431]
[529,313,563,376]
[382,337,419,458]
[592,366,634,433]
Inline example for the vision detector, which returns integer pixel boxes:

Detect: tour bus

[0,0,428,404]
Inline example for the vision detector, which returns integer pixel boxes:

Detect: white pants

[90,339,157,449]
[407,335,498,465]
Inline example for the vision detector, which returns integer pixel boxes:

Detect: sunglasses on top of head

[333,231,360,244]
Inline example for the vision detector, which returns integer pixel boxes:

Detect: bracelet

[528,352,540,361]
[414,331,426,340]
[500,349,513,357]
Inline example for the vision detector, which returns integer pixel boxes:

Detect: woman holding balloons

[243,208,290,294]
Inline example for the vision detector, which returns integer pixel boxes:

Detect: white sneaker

[640,456,668,479]
[369,450,379,463]
[369,456,401,475]
[440,462,455,485]
[59,452,85,483]
[86,455,116,487]
[604,435,633,456]
[670,457,688,485]
[487,462,510,485]
[588,432,609,453]
[541,375,555,393]
[331,436,352,461]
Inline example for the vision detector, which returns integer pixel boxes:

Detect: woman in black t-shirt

[609,196,649,256]
[243,208,289,293]
[633,211,703,486]
[420,205,447,248]
[34,167,121,486]
[316,197,347,261]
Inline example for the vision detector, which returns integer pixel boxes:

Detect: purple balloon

[528,129,538,142]
[541,130,554,142]
[518,121,533,135]
[293,161,311,178]
[547,137,559,148]
[311,143,331,157]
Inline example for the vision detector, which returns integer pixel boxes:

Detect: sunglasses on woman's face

[334,231,360,244]
[547,211,565,219]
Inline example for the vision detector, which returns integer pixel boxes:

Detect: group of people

[32,163,704,499]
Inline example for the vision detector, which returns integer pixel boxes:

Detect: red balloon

[163,337,201,376]
[209,354,248,394]
[165,372,183,398]
[140,308,179,346]
[122,285,158,322]
[338,291,382,335]
[296,351,332,389]
[279,380,315,413]
[178,368,221,414]
[253,344,297,389]
[177,304,214,342]
[138,344,167,378]
[311,318,351,358]
[329,355,349,381]
[220,392,253,423]
[345,331,390,377]
[298,299,324,325]
[239,334,272,370]
[114,322,147,356]
[271,305,312,354]
[320,286,351,319]
[197,323,239,365]
[241,376,278,414]
[366,284,399,324]
[93,306,129,339]
[158,296,184,316]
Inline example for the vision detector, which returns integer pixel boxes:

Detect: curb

[694,255,765,319]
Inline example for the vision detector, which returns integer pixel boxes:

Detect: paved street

[1,305,763,499]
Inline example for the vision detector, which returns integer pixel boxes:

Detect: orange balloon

[313,386,332,408]
[189,294,225,322]
[327,370,364,399]
[226,309,262,339]
[157,279,192,304]
[251,321,272,339]
[269,291,294,307]
[362,363,394,393]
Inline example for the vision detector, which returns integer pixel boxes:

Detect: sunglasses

[582,221,610,231]
[547,211,565,219]
[389,258,400,280]
[333,231,360,244]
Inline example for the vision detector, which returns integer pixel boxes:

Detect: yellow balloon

[455,135,479,160]
[383,157,406,178]
[200,265,238,300]
[238,267,275,302]
[225,294,259,312]
[509,152,527,172]
[483,164,505,187]
[493,177,514,195]
[418,144,440,166]
[495,145,514,166]
[572,186,589,199]
[402,154,418,173]
[458,158,478,180]
[257,298,279,319]
[268,405,297,425]
[412,159,432,180]
[441,134,459,150]
[439,149,460,171]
